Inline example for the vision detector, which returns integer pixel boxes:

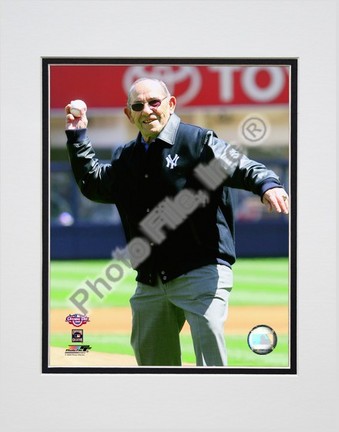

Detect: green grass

[49,257,289,309]
[49,257,290,368]
[50,260,137,309]
[231,258,289,305]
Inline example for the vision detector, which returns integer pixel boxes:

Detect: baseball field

[48,257,290,368]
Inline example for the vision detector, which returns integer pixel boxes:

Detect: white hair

[127,78,171,105]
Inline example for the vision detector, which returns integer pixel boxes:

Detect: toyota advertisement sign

[50,64,289,110]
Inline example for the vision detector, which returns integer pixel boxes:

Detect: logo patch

[65,345,92,356]
[72,329,83,342]
[65,314,90,327]
[165,154,179,169]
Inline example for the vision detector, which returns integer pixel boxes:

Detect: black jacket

[66,113,282,285]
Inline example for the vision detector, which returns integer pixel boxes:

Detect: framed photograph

[42,58,297,374]
[1,0,336,431]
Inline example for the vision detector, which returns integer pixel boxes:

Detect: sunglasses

[130,96,168,112]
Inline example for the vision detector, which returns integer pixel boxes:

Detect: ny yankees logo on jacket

[166,154,179,169]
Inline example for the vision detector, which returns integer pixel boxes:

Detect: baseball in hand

[70,99,87,117]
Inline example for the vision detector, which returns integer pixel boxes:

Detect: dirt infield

[51,305,289,335]
[50,305,288,367]
[49,347,138,366]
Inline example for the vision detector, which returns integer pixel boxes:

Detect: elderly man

[65,77,289,367]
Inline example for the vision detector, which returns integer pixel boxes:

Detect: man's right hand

[65,103,88,130]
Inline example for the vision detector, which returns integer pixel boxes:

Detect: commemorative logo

[72,329,83,342]
[65,313,90,327]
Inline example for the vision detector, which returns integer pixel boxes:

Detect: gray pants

[129,264,233,366]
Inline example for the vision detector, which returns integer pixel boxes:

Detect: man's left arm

[203,133,289,214]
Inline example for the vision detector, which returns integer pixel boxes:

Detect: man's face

[124,80,176,143]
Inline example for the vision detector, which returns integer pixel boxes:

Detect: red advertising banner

[50,65,289,109]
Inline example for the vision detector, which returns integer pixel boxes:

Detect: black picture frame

[42,57,297,374]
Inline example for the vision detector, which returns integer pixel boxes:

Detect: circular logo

[247,324,277,355]
[239,115,269,144]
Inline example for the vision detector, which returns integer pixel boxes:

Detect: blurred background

[49,64,290,259]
